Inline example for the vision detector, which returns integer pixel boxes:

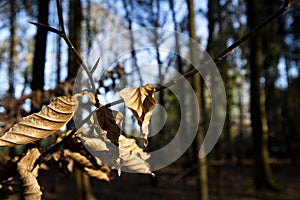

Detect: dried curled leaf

[64,149,110,181]
[119,84,156,146]
[119,135,153,175]
[0,95,82,147]
[79,133,120,173]
[77,112,152,175]
[43,150,74,176]
[77,113,120,172]
[17,148,42,200]
[96,106,124,144]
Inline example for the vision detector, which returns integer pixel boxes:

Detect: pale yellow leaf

[0,94,82,147]
[64,150,93,167]
[119,84,156,146]
[17,148,42,200]
[84,166,110,181]
[79,133,119,172]
[119,135,153,175]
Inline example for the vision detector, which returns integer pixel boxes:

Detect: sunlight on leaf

[119,135,153,175]
[119,84,156,146]
[17,148,42,200]
[0,94,82,147]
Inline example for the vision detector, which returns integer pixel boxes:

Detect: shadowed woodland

[0,0,299,199]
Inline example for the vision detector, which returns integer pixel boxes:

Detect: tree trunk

[56,36,61,87]
[8,0,16,98]
[283,45,297,165]
[31,0,50,112]
[153,0,164,107]
[67,0,82,79]
[169,0,183,74]
[75,168,96,200]
[246,0,279,191]
[187,0,209,199]
[237,74,245,165]
[169,0,188,171]
[122,0,143,85]
[86,0,92,55]
[68,1,95,199]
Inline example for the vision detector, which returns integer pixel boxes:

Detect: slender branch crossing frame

[29,0,298,166]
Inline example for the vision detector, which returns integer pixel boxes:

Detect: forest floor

[7,159,300,200]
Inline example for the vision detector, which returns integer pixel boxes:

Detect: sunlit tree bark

[187,0,209,199]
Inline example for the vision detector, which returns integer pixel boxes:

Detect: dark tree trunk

[247,0,279,191]
[86,0,92,55]
[31,0,50,111]
[169,0,183,74]
[67,0,82,79]
[56,36,61,87]
[67,1,95,199]
[152,0,164,107]
[122,0,143,85]
[8,0,16,98]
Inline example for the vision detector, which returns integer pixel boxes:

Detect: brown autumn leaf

[17,148,42,200]
[77,113,120,173]
[43,150,74,176]
[119,135,153,175]
[0,94,82,147]
[79,134,120,174]
[96,106,124,144]
[119,84,156,146]
[77,113,152,176]
[64,149,110,181]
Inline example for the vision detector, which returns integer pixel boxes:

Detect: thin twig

[55,0,96,93]
[56,0,65,33]
[104,99,124,108]
[104,0,296,107]
[29,0,96,95]
[91,57,101,74]
[28,21,63,36]
[156,0,294,91]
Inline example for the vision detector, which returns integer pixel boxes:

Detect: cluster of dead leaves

[0,84,156,199]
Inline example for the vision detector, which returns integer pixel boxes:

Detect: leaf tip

[144,138,148,147]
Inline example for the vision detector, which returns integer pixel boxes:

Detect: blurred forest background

[0,0,299,199]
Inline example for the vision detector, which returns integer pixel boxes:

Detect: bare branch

[56,0,65,33]
[28,21,63,36]
[91,57,101,74]
[29,0,97,100]
[104,99,124,108]
[104,0,297,107]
